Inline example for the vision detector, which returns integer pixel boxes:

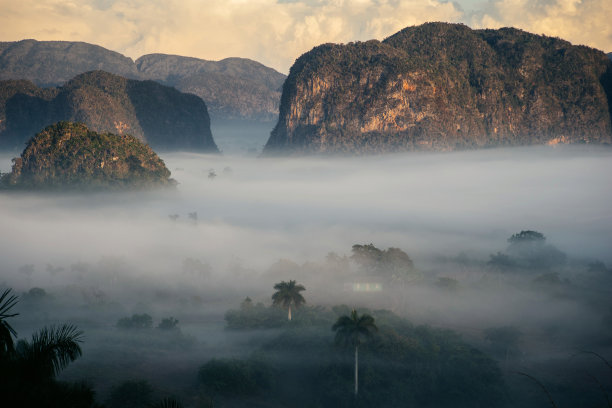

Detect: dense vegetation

[265,22,612,154]
[0,40,286,122]
[220,303,506,407]
[2,227,611,407]
[0,71,218,152]
[0,122,175,190]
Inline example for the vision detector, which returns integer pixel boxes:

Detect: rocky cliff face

[0,40,285,122]
[1,121,174,190]
[264,23,612,154]
[0,71,218,152]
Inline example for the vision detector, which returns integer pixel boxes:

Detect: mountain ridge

[0,39,285,122]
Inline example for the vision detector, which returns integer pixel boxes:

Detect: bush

[116,314,153,329]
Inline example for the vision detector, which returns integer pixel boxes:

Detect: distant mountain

[136,55,285,121]
[0,40,138,86]
[0,40,286,122]
[1,121,174,190]
[265,23,612,154]
[0,70,218,152]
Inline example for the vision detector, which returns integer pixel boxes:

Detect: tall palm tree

[332,309,378,395]
[272,280,305,321]
[0,288,19,355]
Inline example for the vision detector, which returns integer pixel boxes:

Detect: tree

[0,288,19,355]
[351,244,416,282]
[0,288,92,407]
[272,280,305,321]
[508,230,546,244]
[332,309,378,395]
[14,324,83,382]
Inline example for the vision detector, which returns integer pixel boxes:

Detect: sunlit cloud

[0,0,610,73]
[470,0,612,53]
[0,0,461,73]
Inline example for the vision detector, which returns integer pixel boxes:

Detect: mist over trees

[1,145,611,407]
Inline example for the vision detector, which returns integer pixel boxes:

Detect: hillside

[264,23,612,154]
[0,71,218,152]
[0,40,286,122]
[137,55,285,121]
[0,40,138,86]
[0,121,174,190]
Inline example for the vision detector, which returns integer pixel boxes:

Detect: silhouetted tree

[332,309,378,395]
[508,230,546,244]
[0,288,18,354]
[272,280,305,321]
[0,288,93,407]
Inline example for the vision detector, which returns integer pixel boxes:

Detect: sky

[0,0,611,74]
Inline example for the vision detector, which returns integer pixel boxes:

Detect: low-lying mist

[1,142,611,407]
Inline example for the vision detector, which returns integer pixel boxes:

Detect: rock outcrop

[1,121,174,190]
[264,23,612,154]
[0,71,218,152]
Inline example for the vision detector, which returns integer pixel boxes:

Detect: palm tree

[15,323,83,382]
[332,309,378,395]
[0,288,19,355]
[272,280,305,321]
[0,288,88,406]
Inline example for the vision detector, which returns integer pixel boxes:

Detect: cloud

[0,0,462,72]
[0,0,610,73]
[470,0,612,53]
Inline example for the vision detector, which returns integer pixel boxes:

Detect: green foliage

[116,313,153,329]
[106,380,154,408]
[1,121,175,190]
[232,307,507,407]
[225,299,332,329]
[198,357,274,397]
